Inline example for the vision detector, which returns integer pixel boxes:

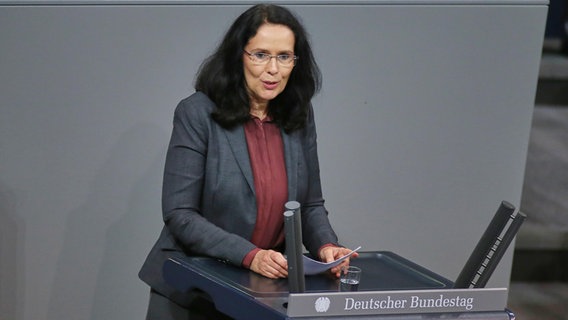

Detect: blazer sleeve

[161,94,256,265]
[299,105,340,257]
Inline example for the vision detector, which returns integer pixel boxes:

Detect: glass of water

[339,266,362,292]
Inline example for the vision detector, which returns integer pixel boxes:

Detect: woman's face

[243,23,295,109]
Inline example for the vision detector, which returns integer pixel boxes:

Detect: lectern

[162,251,514,319]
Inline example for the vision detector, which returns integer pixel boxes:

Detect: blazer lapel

[223,126,255,194]
[282,129,299,201]
[223,124,300,200]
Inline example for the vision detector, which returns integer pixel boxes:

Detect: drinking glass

[339,266,362,292]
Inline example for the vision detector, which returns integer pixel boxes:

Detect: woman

[139,4,358,319]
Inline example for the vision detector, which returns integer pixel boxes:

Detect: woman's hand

[250,249,288,279]
[319,246,359,278]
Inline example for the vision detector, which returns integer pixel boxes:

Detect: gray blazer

[139,92,339,305]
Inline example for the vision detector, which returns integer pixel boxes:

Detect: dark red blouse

[241,116,288,267]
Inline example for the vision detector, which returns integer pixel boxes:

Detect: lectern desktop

[162,251,513,320]
[162,201,523,319]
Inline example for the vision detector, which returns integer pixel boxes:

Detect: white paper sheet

[302,246,361,275]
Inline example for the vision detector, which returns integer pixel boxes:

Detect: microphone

[284,201,305,293]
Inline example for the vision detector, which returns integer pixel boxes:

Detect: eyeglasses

[243,50,298,66]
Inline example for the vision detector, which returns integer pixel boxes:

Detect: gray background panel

[0,2,546,319]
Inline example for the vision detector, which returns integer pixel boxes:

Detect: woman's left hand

[319,246,359,278]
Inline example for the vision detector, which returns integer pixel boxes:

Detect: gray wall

[0,1,547,319]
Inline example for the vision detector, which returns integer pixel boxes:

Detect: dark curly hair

[194,4,321,133]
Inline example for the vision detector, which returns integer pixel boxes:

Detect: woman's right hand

[249,249,288,279]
